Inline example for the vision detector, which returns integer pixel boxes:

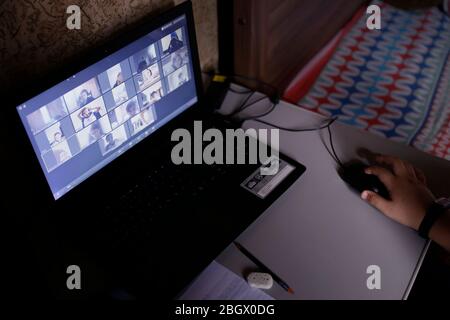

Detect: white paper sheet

[179,261,274,300]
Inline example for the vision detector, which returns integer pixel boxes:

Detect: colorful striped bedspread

[287,2,450,160]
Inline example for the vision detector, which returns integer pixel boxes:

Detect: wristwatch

[418,198,450,239]
[436,197,450,209]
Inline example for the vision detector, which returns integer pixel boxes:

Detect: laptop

[4,1,305,298]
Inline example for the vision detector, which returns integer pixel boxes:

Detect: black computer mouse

[338,161,391,200]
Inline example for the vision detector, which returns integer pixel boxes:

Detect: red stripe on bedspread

[283,2,450,161]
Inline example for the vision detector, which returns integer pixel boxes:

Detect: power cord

[203,72,343,167]
[224,86,343,167]
[250,116,344,168]
[238,100,276,122]
[249,116,337,133]
[227,95,270,118]
[326,121,344,167]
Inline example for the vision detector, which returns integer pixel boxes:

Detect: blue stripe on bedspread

[299,1,450,160]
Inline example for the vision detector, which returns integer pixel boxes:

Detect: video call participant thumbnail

[131,44,158,75]
[98,60,133,94]
[162,47,189,76]
[99,125,128,155]
[167,64,189,93]
[63,78,102,113]
[26,97,68,135]
[46,124,65,147]
[70,97,107,132]
[140,81,164,107]
[161,28,184,55]
[112,83,130,106]
[76,116,112,151]
[41,139,74,172]
[135,63,161,92]
[108,96,140,129]
[130,106,157,136]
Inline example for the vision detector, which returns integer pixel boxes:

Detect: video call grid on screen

[16,15,198,200]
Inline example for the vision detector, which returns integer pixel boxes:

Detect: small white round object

[247,272,274,290]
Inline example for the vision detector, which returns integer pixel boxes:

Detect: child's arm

[362,155,450,252]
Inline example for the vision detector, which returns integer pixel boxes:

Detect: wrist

[411,199,435,231]
[418,198,450,239]
[429,209,450,251]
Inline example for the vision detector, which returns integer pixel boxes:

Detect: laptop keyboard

[100,118,254,249]
[101,162,237,248]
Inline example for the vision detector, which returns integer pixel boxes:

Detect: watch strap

[436,197,450,210]
[418,202,447,239]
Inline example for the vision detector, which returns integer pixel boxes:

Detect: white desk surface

[212,85,450,300]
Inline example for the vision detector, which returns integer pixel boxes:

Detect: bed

[233,0,450,160]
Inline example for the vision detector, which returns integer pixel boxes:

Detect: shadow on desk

[409,243,450,300]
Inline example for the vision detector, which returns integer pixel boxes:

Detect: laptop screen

[16,14,198,200]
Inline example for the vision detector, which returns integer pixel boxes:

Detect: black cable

[232,91,256,115]
[250,116,338,133]
[238,102,276,122]
[327,124,343,167]
[216,80,343,167]
[319,126,340,167]
[228,95,269,118]
[204,72,343,166]
[209,75,343,167]
[219,83,335,132]
[247,116,344,168]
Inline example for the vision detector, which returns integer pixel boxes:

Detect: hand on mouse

[361,155,435,231]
